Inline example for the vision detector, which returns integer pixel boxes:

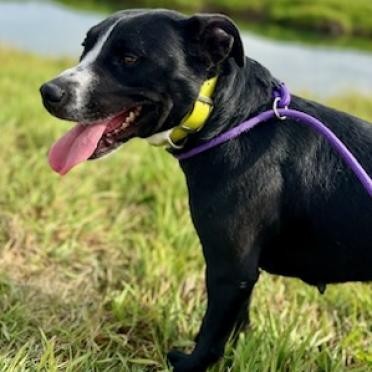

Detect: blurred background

[0,1,371,371]
[1,0,372,95]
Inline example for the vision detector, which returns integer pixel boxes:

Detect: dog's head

[40,9,244,174]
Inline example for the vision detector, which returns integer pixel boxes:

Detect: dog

[40,9,372,372]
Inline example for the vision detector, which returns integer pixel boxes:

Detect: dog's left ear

[182,14,245,69]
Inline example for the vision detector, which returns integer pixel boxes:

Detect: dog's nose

[40,82,65,104]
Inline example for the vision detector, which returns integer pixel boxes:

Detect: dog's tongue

[48,122,107,175]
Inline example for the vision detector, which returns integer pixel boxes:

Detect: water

[1,0,372,97]
[0,1,102,56]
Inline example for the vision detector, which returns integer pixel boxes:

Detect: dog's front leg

[193,295,251,344]
[168,262,259,372]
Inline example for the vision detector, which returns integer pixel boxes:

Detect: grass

[0,46,371,371]
[55,0,372,51]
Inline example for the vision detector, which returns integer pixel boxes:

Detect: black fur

[40,9,372,372]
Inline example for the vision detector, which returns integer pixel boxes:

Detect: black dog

[40,9,372,371]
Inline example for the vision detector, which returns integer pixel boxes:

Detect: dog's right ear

[181,14,245,69]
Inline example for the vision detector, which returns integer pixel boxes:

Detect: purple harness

[175,83,372,197]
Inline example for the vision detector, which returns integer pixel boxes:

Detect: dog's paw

[167,350,205,372]
[167,350,188,366]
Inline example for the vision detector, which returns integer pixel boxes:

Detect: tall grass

[0,47,371,370]
[54,0,372,52]
[57,0,372,37]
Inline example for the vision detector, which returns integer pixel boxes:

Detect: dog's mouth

[91,105,143,158]
[48,104,149,175]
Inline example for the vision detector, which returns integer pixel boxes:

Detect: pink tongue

[48,122,107,175]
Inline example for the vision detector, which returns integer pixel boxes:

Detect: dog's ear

[183,14,245,69]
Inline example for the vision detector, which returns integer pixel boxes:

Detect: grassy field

[0,47,371,371]
[56,0,372,51]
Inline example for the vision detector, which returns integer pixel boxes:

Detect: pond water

[1,0,372,97]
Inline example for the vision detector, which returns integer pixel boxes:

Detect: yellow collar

[146,76,218,148]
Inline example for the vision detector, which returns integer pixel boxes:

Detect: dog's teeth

[101,108,140,140]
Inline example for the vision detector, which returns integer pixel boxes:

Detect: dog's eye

[122,54,138,65]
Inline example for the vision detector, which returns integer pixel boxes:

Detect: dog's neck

[181,58,275,148]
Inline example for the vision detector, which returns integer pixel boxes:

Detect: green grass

[0,47,371,371]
